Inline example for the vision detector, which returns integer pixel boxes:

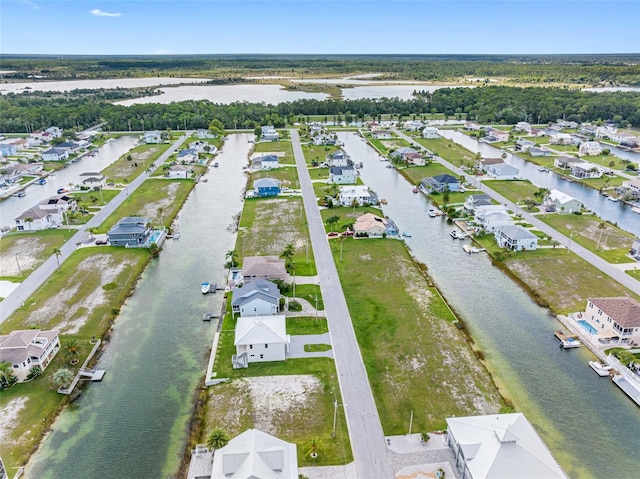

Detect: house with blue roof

[252,154,280,170]
[176,148,198,163]
[253,178,281,197]
[232,278,281,318]
[107,217,151,247]
[420,174,460,193]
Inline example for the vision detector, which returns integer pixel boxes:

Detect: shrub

[27,366,42,380]
[288,300,302,312]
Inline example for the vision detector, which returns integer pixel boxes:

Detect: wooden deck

[554,330,579,342]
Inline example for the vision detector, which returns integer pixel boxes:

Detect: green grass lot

[472,237,639,314]
[537,214,635,264]
[237,197,316,276]
[71,188,120,208]
[627,269,640,281]
[301,144,340,165]
[96,178,194,232]
[253,140,295,164]
[0,230,69,279]
[579,174,625,190]
[330,238,502,433]
[102,143,170,183]
[309,167,330,180]
[414,137,478,167]
[483,179,542,204]
[286,316,329,335]
[547,144,580,153]
[0,248,150,470]
[320,206,384,233]
[398,163,458,185]
[251,167,300,189]
[428,190,478,208]
[282,284,325,311]
[514,153,558,167]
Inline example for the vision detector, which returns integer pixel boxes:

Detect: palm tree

[225,249,239,270]
[63,338,84,364]
[24,216,34,231]
[52,368,74,389]
[0,360,17,390]
[52,247,62,267]
[206,428,229,451]
[280,243,295,269]
[326,215,340,233]
[305,436,324,459]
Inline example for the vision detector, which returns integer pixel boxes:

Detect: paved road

[0,134,189,324]
[396,129,640,296]
[291,130,394,479]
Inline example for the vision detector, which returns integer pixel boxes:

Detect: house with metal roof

[494,225,538,251]
[326,149,351,167]
[177,148,198,164]
[107,216,151,246]
[329,165,357,184]
[233,315,290,367]
[0,329,61,382]
[485,162,520,180]
[252,154,280,170]
[447,413,568,479]
[232,279,281,318]
[546,189,582,214]
[261,125,279,141]
[253,178,281,197]
[420,174,460,193]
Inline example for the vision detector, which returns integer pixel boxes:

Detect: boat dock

[202,312,220,321]
[554,330,579,342]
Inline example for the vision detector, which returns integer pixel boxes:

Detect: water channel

[24,134,251,478]
[0,136,138,230]
[338,132,639,479]
[437,130,640,238]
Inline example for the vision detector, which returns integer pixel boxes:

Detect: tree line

[1,86,639,133]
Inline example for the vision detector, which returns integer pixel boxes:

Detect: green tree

[206,428,230,451]
[53,247,62,267]
[522,197,537,211]
[304,436,325,459]
[63,338,84,364]
[225,249,239,270]
[52,368,74,388]
[0,360,18,390]
[280,243,295,270]
[326,215,340,232]
[614,350,636,367]
[442,186,450,205]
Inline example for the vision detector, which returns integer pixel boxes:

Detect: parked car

[95,239,108,245]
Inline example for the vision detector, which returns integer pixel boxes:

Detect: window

[249,345,253,350]
[265,344,268,348]
[259,354,264,359]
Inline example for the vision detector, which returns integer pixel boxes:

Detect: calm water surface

[25,134,250,478]
[0,78,210,95]
[339,132,639,479]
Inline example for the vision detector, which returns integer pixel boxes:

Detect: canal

[24,134,251,478]
[0,136,139,230]
[437,130,640,238]
[339,132,639,479]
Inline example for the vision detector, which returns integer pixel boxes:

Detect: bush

[288,300,302,312]
[27,366,42,380]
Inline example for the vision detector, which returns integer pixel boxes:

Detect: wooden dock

[554,330,579,342]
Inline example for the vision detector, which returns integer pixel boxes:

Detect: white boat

[428,209,437,217]
[607,196,619,202]
[403,231,412,238]
[463,245,485,254]
[201,282,211,294]
[537,167,549,172]
[632,207,640,214]
[450,230,459,239]
[589,361,613,377]
[560,337,581,348]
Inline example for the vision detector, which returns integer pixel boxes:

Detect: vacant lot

[254,140,295,164]
[102,143,170,183]
[483,179,542,205]
[0,230,68,278]
[415,137,478,167]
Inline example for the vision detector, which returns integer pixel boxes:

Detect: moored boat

[201,282,211,294]
[589,361,613,377]
[631,207,640,214]
[561,337,581,348]
[37,178,48,185]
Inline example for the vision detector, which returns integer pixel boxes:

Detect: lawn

[320,206,384,233]
[483,179,543,204]
[70,188,120,209]
[236,197,316,276]
[102,143,170,183]
[251,167,300,189]
[330,239,502,433]
[414,137,478,167]
[399,163,458,185]
[301,144,340,165]
[537,214,636,264]
[309,167,330,180]
[282,284,325,311]
[579,174,625,190]
[253,140,295,164]
[514,153,558,168]
[0,229,69,279]
[627,269,640,281]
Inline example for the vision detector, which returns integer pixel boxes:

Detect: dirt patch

[242,199,306,254]
[138,182,181,221]
[0,237,49,276]
[0,396,28,445]
[579,219,630,250]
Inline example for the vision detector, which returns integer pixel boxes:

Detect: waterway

[24,133,251,478]
[0,136,138,230]
[339,132,639,479]
[437,130,640,238]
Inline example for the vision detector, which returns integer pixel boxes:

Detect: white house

[630,238,640,261]
[45,126,63,138]
[494,225,538,251]
[41,148,69,162]
[252,154,280,170]
[422,126,439,138]
[547,189,583,213]
[15,207,58,231]
[143,131,162,144]
[514,121,532,133]
[0,329,61,382]
[339,185,372,206]
[570,161,604,179]
[329,166,357,184]
[176,148,198,164]
[484,128,509,142]
[210,429,298,479]
[549,133,573,145]
[80,172,106,188]
[38,194,76,215]
[485,162,520,180]
[464,121,482,131]
[464,194,493,212]
[622,178,640,196]
[582,297,640,347]
[447,413,568,479]
[261,125,279,141]
[404,119,424,131]
[528,147,551,157]
[372,130,392,139]
[579,141,603,156]
[326,150,351,167]
[168,165,192,179]
[233,315,290,367]
[477,210,513,233]
[231,279,280,318]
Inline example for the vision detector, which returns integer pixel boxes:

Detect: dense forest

[1,86,640,133]
[2,54,640,86]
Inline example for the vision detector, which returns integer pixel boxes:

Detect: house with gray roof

[107,216,151,247]
[464,194,493,212]
[420,174,460,193]
[485,162,520,180]
[177,148,198,164]
[15,206,57,231]
[494,225,538,251]
[42,147,69,162]
[232,279,281,318]
[326,150,351,167]
[329,165,357,184]
[252,154,280,170]
[0,329,61,382]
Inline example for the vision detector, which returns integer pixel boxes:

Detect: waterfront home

[422,126,439,138]
[168,165,192,179]
[233,315,290,367]
[405,152,426,166]
[45,126,63,138]
[494,225,538,251]
[580,297,640,347]
[484,128,509,142]
[621,178,640,197]
[80,172,107,188]
[570,161,604,179]
[55,141,81,153]
[515,139,535,151]
[476,209,513,233]
[354,212,392,237]
[579,141,603,156]
[211,429,298,478]
[528,147,551,157]
[447,413,568,479]
[4,162,43,177]
[420,174,460,193]
[312,132,337,146]
[188,140,208,153]
[404,119,424,131]
[630,239,640,260]
[0,143,18,156]
[485,162,520,180]
[478,157,505,171]
[253,178,281,197]
[372,129,392,139]
[390,147,420,163]
[546,189,583,214]
[0,329,61,382]
[107,216,151,247]
[326,149,351,167]
[176,148,198,164]
[553,156,582,169]
[252,154,280,170]
[261,125,279,141]
[41,147,69,162]
[38,194,77,215]
[15,207,58,231]
[556,119,579,129]
[464,194,493,212]
[549,132,573,145]
[515,121,532,133]
[464,121,482,131]
[609,131,640,145]
[196,128,215,139]
[232,278,281,318]
[329,165,357,184]
[242,256,288,282]
[338,185,373,206]
[143,131,162,144]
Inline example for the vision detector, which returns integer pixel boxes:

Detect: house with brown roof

[581,297,640,347]
[0,329,61,382]
[353,212,398,237]
[242,256,289,282]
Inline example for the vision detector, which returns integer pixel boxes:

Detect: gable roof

[447,414,567,479]
[432,174,460,184]
[177,148,197,157]
[354,212,388,231]
[232,279,280,308]
[235,315,287,345]
[330,166,355,175]
[496,225,538,240]
[548,189,579,205]
[242,256,287,278]
[588,297,640,327]
[254,178,281,189]
[16,206,51,221]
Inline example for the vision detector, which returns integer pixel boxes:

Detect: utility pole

[15,254,22,276]
[409,410,414,435]
[332,401,346,438]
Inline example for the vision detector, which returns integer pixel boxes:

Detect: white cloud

[90,9,122,18]
[18,0,40,9]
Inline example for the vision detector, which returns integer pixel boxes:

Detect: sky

[1,1,639,55]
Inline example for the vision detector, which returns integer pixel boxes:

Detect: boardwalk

[291,130,394,479]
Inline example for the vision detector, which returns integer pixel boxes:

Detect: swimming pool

[578,319,598,335]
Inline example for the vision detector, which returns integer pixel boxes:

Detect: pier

[57,339,106,395]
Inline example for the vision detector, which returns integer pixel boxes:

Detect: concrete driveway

[288,333,333,359]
